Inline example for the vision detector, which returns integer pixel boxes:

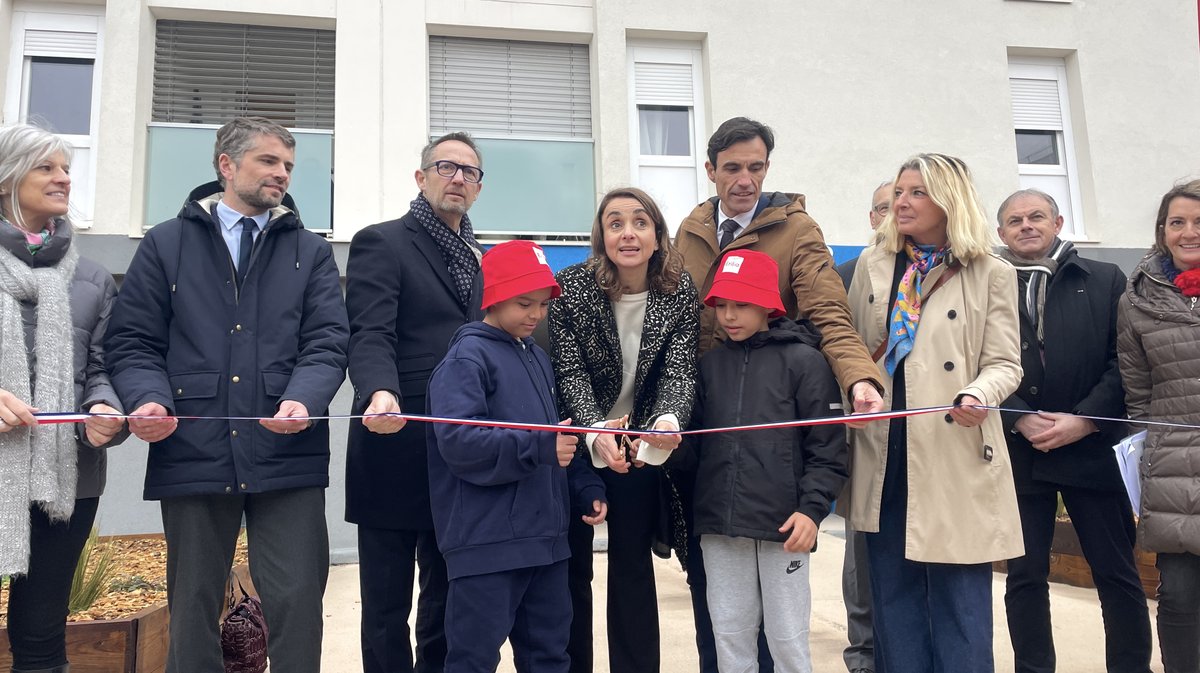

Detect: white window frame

[4,5,103,228]
[1009,58,1085,239]
[627,41,707,234]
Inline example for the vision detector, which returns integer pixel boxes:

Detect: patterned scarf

[0,217,55,254]
[410,193,481,309]
[998,237,1073,346]
[883,239,950,375]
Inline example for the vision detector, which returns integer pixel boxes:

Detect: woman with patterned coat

[549,187,699,673]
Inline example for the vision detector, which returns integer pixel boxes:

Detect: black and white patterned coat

[548,261,700,431]
[548,261,700,566]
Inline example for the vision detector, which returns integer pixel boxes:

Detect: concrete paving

[320,515,1165,672]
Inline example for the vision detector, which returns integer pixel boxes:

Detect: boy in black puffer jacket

[691,249,848,673]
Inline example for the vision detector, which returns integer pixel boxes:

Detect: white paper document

[1112,431,1146,515]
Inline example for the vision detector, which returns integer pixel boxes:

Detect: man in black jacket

[106,117,349,673]
[996,189,1152,673]
[344,131,485,673]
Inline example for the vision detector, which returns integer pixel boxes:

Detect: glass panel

[1015,130,1060,165]
[637,165,697,236]
[639,106,691,156]
[1018,173,1075,237]
[145,125,333,230]
[466,137,595,234]
[27,57,93,135]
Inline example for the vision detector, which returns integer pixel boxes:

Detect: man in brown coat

[673,116,883,673]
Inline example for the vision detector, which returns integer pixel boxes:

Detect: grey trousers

[161,487,329,673]
[841,521,875,672]
[701,535,812,673]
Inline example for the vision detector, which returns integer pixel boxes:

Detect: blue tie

[237,217,257,287]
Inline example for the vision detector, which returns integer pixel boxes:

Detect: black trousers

[357,526,448,673]
[1156,552,1200,673]
[5,498,99,671]
[161,488,329,673]
[1004,486,1152,673]
[566,466,659,673]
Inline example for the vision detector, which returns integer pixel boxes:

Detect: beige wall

[10,0,1200,248]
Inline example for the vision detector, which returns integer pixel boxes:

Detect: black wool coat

[1000,250,1128,494]
[344,211,483,530]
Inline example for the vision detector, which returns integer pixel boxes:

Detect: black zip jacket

[687,317,848,541]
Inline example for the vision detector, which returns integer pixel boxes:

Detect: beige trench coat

[846,243,1025,564]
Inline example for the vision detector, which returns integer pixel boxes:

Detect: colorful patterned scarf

[883,239,950,375]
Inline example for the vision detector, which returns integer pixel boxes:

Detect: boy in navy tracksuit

[690,250,848,673]
[427,240,608,673]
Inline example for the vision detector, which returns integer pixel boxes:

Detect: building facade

[2,0,1197,556]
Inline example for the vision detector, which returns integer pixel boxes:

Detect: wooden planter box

[0,600,169,673]
[995,520,1160,600]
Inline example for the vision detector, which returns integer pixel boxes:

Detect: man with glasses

[345,132,485,673]
[836,181,891,287]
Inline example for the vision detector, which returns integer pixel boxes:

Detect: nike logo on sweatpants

[785,560,805,574]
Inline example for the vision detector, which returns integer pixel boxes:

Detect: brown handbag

[221,572,269,673]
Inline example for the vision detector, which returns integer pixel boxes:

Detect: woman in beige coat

[846,153,1023,672]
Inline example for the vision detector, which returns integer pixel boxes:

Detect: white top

[585,291,680,467]
[609,290,648,422]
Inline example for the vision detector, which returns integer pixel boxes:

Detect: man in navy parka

[105,117,348,673]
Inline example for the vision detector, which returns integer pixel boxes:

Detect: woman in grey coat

[1116,178,1200,673]
[0,124,126,673]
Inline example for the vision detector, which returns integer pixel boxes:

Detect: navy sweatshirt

[427,321,606,580]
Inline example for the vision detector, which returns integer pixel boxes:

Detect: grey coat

[1116,251,1200,554]
[1,222,125,500]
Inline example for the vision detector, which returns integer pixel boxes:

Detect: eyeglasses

[872,204,891,216]
[422,160,484,184]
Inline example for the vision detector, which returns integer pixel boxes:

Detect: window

[628,43,706,234]
[429,35,594,236]
[1009,59,1084,238]
[146,20,335,231]
[4,12,102,226]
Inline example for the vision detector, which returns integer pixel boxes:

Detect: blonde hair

[874,153,996,261]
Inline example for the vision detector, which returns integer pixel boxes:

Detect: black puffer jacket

[689,318,847,541]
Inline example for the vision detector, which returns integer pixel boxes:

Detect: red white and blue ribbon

[30,406,1200,433]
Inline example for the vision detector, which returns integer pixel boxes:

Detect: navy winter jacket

[105,184,349,500]
[427,321,605,580]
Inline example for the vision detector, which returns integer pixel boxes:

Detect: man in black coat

[996,189,1152,673]
[344,132,485,673]
[106,117,349,672]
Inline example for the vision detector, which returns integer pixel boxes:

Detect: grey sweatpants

[701,534,813,673]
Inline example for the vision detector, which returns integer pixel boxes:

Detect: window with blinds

[152,20,335,129]
[429,36,591,139]
[1008,58,1084,237]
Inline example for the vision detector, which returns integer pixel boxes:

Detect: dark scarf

[410,193,481,308]
[999,237,1073,345]
[1158,255,1200,298]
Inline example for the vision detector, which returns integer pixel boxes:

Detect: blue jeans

[865,411,993,673]
[1156,552,1200,673]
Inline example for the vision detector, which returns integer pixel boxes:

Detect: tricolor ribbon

[30,406,1200,433]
